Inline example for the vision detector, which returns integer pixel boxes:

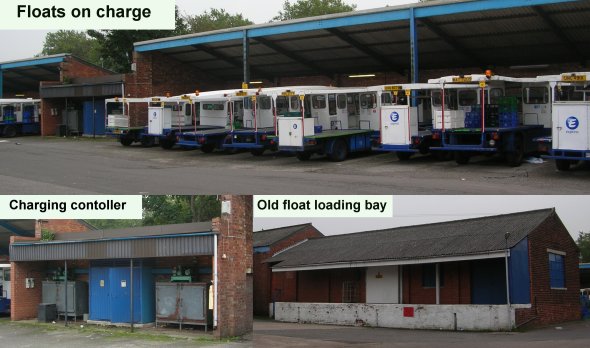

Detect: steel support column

[243,30,250,85]
[0,69,3,98]
[410,8,419,107]
[410,8,419,84]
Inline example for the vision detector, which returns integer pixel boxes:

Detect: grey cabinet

[42,281,88,317]
[155,282,210,330]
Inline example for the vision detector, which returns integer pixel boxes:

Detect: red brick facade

[35,219,91,239]
[515,212,580,328]
[254,224,323,316]
[214,195,253,338]
[402,261,471,305]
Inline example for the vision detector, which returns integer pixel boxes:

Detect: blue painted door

[109,267,142,323]
[89,267,111,321]
[471,258,507,305]
[83,100,106,136]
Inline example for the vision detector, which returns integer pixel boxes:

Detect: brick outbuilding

[253,223,323,316]
[9,195,253,339]
[267,209,580,330]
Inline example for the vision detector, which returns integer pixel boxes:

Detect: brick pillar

[213,195,253,338]
[10,261,45,320]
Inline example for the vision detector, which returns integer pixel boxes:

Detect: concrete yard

[0,136,589,194]
[253,319,590,348]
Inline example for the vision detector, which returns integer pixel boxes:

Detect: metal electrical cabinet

[89,265,155,324]
[155,282,211,330]
[41,281,88,318]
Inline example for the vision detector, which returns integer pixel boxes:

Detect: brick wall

[283,268,366,304]
[39,97,65,136]
[60,57,111,81]
[254,224,323,316]
[270,271,298,302]
[125,52,229,126]
[516,211,580,327]
[35,220,91,239]
[9,236,43,321]
[213,195,253,338]
[402,261,471,305]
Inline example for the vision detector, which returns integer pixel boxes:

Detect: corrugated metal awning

[10,232,215,261]
[40,82,123,98]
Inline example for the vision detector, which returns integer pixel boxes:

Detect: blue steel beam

[133,0,578,53]
[0,221,34,237]
[135,31,244,52]
[243,30,250,84]
[0,70,3,98]
[0,56,65,70]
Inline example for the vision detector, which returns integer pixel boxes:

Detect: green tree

[85,195,220,229]
[185,8,253,33]
[273,0,356,21]
[41,30,102,66]
[579,231,590,263]
[87,6,188,73]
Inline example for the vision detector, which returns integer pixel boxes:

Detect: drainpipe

[399,265,403,304]
[64,260,68,327]
[130,259,134,332]
[505,232,512,329]
[213,233,218,328]
[435,263,440,305]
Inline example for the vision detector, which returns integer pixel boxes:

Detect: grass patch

[2,319,239,345]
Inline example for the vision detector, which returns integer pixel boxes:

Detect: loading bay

[0,137,589,194]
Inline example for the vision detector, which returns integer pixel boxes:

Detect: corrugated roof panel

[269,209,556,269]
[11,234,215,261]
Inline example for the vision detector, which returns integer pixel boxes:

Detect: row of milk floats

[103,71,589,170]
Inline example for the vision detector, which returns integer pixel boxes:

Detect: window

[337,94,347,109]
[431,90,458,110]
[525,87,549,104]
[458,90,478,106]
[381,92,393,105]
[243,97,252,110]
[360,93,377,109]
[184,104,192,117]
[259,96,272,110]
[312,95,326,109]
[489,88,504,104]
[276,96,289,115]
[290,96,300,110]
[328,94,337,115]
[554,86,585,102]
[549,252,565,289]
[342,281,359,303]
[202,103,224,111]
[422,264,444,288]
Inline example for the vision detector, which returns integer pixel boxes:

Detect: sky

[0,0,418,62]
[254,195,590,240]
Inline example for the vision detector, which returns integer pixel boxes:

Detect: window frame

[422,264,444,288]
[548,250,566,290]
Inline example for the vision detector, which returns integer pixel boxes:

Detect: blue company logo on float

[293,124,298,129]
[390,111,400,123]
[565,116,579,134]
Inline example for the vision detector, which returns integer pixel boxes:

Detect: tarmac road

[253,319,590,348]
[0,137,588,194]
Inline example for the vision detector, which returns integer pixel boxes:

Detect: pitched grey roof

[269,209,557,269]
[254,223,317,248]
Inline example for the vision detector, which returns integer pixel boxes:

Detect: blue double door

[89,267,144,323]
[82,100,106,136]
